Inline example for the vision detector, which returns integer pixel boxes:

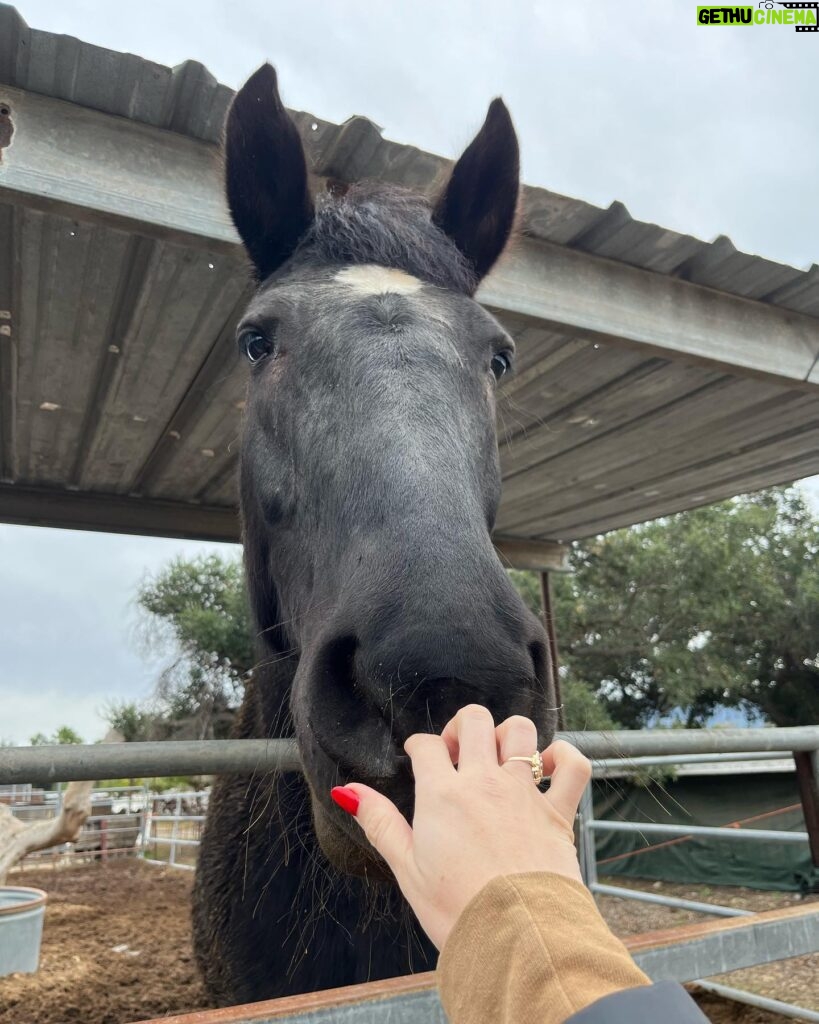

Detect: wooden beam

[0,484,568,570]
[0,86,237,252]
[2,86,818,392]
[0,484,241,543]
[481,239,819,391]
[493,536,570,573]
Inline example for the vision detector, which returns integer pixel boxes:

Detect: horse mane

[288,182,479,295]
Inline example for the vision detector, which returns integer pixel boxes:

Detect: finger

[440,704,497,773]
[343,783,413,876]
[539,741,592,823]
[404,732,456,789]
[496,715,539,783]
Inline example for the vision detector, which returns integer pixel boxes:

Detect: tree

[131,554,253,740]
[138,555,253,680]
[103,701,155,743]
[0,781,93,882]
[0,729,119,881]
[552,487,819,728]
[29,726,84,746]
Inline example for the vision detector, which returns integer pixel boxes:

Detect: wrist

[438,872,649,1024]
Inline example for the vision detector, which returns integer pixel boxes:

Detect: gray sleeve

[566,981,710,1024]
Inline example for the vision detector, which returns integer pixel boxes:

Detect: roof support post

[539,570,564,731]
[794,750,819,868]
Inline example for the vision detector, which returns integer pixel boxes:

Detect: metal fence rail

[4,728,818,1019]
[2,727,819,785]
[588,820,810,843]
[589,882,752,919]
[142,790,209,871]
[694,981,819,1023]
[577,738,819,1023]
[593,750,792,772]
[0,738,300,785]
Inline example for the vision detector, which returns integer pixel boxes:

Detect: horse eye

[239,329,273,364]
[491,352,512,381]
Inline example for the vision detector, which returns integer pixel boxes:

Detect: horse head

[227,65,556,876]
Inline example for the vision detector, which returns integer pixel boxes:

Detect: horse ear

[225,64,314,281]
[433,98,519,284]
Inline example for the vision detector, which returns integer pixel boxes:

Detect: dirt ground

[0,861,208,1024]
[0,862,816,1024]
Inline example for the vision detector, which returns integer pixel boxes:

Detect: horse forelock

[287,183,479,295]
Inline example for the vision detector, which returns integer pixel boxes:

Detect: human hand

[331,704,591,950]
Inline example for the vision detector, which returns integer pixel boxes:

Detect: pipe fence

[576,735,819,1023]
[3,727,818,1018]
[2,726,818,785]
[142,790,209,871]
[5,784,211,871]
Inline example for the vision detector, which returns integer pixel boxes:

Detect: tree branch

[0,781,94,883]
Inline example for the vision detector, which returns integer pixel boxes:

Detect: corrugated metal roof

[2,2,817,318]
[1,4,818,546]
[0,5,233,142]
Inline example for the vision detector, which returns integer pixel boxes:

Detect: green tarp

[593,772,818,893]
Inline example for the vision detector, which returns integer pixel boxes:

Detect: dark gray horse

[192,64,557,1005]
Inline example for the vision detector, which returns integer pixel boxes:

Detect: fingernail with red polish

[331,786,360,817]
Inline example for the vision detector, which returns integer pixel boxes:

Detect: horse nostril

[314,633,361,724]
[322,634,359,688]
[309,634,408,781]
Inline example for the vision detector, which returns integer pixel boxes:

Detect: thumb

[340,783,414,876]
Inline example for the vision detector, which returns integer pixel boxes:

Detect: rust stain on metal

[133,971,437,1023]
[0,101,13,162]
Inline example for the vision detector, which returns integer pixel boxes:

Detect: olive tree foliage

[29,725,84,746]
[548,488,819,729]
[117,555,254,741]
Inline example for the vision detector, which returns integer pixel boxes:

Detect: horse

[191,63,557,1006]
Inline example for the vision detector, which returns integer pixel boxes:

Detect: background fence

[142,790,209,870]
[4,784,209,870]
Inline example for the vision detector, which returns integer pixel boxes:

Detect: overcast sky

[1,1,817,744]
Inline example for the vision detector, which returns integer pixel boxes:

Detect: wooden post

[100,818,108,864]
[793,751,819,868]
[539,571,564,730]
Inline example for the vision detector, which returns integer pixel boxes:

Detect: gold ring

[504,752,544,785]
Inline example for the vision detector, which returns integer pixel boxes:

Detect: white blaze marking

[335,265,423,296]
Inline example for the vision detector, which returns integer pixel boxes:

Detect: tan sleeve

[437,873,650,1024]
